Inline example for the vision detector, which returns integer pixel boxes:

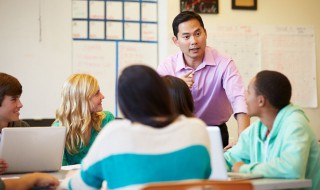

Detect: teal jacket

[224,104,320,190]
[54,111,115,166]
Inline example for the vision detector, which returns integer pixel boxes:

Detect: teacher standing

[157,11,250,148]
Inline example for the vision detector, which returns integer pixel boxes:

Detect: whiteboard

[206,25,317,108]
[72,41,158,117]
[72,0,159,117]
[73,41,117,115]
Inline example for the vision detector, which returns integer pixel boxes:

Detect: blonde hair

[55,73,105,155]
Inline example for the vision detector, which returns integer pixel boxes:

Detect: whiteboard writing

[204,24,317,108]
[72,1,87,19]
[106,21,123,40]
[89,21,104,39]
[73,41,117,113]
[142,3,157,22]
[72,21,87,38]
[142,23,157,41]
[106,1,123,20]
[89,1,104,19]
[207,25,260,87]
[260,26,317,107]
[124,22,140,40]
[124,2,140,21]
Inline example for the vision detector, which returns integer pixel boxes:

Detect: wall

[158,0,320,140]
[0,0,72,119]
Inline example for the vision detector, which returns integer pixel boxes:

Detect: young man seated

[224,70,320,190]
[0,72,30,174]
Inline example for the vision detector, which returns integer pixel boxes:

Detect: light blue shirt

[224,104,320,190]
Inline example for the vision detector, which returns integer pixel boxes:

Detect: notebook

[0,127,66,174]
[206,127,263,180]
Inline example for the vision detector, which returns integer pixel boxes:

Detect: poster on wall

[232,0,257,10]
[180,0,218,14]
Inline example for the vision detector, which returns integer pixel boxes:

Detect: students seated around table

[163,75,194,117]
[0,172,59,190]
[0,73,30,174]
[65,65,211,189]
[53,73,114,166]
[224,70,320,190]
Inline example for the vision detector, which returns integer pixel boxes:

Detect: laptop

[206,127,263,180]
[0,127,66,174]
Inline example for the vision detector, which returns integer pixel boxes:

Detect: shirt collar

[175,46,217,72]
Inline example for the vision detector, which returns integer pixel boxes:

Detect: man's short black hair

[255,70,291,110]
[172,11,205,37]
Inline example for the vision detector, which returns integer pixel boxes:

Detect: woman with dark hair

[66,65,211,190]
[163,75,194,117]
[224,70,320,190]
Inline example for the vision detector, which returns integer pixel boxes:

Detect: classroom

[1,0,320,140]
[0,0,320,189]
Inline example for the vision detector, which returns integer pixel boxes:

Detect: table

[1,170,312,190]
[251,178,312,190]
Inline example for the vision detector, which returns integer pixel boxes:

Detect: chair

[22,118,55,126]
[141,180,253,190]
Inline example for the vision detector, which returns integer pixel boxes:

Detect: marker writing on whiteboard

[38,0,42,42]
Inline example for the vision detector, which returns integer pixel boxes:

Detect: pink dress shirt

[157,46,247,125]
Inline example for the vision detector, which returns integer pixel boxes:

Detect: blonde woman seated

[54,74,114,166]
[66,65,211,190]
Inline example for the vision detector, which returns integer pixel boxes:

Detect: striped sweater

[67,115,211,190]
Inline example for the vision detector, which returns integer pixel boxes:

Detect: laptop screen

[0,127,66,174]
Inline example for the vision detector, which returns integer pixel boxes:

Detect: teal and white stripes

[68,115,211,190]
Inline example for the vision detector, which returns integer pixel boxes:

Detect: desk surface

[1,170,312,190]
[251,178,312,190]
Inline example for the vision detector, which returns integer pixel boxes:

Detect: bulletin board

[206,25,317,108]
[72,0,158,116]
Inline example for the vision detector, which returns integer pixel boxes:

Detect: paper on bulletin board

[142,2,157,22]
[72,21,87,39]
[208,25,261,87]
[124,2,140,21]
[72,41,117,115]
[106,21,123,40]
[124,22,140,40]
[89,1,104,19]
[72,1,87,19]
[206,24,317,108]
[260,25,317,108]
[142,23,157,41]
[118,42,158,74]
[89,21,104,39]
[117,41,158,117]
[106,1,123,20]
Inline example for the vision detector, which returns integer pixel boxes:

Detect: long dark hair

[163,75,194,117]
[118,65,178,128]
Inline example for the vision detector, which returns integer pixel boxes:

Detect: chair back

[141,180,253,190]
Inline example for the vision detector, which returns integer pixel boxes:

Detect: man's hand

[180,71,194,88]
[4,172,59,190]
[235,113,250,136]
[223,140,238,150]
[232,161,245,172]
[0,159,8,174]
